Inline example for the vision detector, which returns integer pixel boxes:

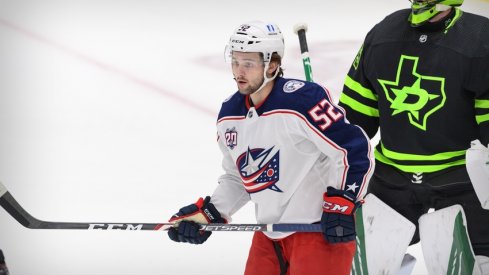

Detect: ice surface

[1,1,488,274]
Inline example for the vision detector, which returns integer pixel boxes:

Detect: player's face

[231,52,265,95]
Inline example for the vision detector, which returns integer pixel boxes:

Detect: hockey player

[167,21,374,275]
[338,0,489,271]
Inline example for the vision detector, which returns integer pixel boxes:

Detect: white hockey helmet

[225,20,284,62]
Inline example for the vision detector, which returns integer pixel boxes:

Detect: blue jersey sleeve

[288,81,374,199]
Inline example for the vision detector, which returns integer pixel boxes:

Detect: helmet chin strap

[251,62,280,95]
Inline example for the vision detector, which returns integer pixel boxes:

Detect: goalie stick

[0,181,321,232]
[293,23,313,82]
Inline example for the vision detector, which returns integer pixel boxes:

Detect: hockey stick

[0,182,321,232]
[293,23,313,82]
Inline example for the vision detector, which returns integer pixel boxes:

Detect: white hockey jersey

[211,77,374,239]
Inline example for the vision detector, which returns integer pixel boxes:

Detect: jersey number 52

[308,99,343,131]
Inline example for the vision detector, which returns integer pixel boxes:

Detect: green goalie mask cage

[409,0,464,27]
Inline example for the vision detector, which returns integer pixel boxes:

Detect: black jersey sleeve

[466,16,489,146]
[338,37,380,139]
[471,55,489,145]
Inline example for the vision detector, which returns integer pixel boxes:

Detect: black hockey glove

[321,186,362,243]
[167,196,225,245]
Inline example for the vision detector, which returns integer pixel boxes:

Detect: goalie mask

[409,0,464,27]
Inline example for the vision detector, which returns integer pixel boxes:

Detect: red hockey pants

[244,231,355,275]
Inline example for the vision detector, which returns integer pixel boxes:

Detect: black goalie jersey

[339,8,489,173]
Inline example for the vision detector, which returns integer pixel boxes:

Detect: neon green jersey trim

[476,113,489,124]
[339,93,379,117]
[374,150,466,173]
[444,8,463,34]
[380,143,466,161]
[344,75,378,101]
[475,99,489,109]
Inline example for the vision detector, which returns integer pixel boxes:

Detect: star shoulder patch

[283,80,305,93]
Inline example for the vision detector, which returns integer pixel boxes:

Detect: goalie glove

[167,196,226,244]
[321,186,362,243]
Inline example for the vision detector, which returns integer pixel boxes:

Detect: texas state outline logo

[236,146,282,193]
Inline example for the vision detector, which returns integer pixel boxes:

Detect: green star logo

[378,55,446,131]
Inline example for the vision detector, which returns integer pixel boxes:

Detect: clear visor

[224,45,232,63]
[224,45,266,69]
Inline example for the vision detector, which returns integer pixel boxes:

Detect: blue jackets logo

[283,80,305,93]
[236,147,281,193]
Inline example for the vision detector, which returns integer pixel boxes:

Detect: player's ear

[267,61,279,77]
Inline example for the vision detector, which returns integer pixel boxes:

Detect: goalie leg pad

[352,193,416,275]
[419,205,484,275]
[477,256,489,275]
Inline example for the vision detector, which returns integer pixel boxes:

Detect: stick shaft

[296,28,313,82]
[0,182,321,232]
